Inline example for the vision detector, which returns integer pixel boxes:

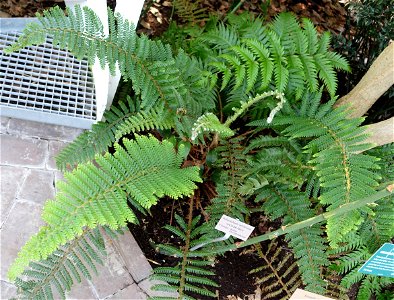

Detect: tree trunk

[335,42,394,119]
[364,117,394,149]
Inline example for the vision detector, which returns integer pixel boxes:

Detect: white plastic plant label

[215,215,254,241]
[289,289,333,300]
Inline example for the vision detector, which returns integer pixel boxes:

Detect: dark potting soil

[128,200,294,299]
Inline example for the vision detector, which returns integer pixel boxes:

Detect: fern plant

[195,13,350,100]
[151,214,218,299]
[5,5,393,300]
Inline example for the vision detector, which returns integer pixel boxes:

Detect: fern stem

[255,243,292,297]
[179,195,195,299]
[204,184,394,254]
[223,0,245,22]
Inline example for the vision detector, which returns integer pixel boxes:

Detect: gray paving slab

[106,284,147,300]
[0,117,9,133]
[0,165,26,225]
[18,169,55,205]
[47,140,69,170]
[7,119,84,142]
[0,280,17,299]
[0,134,48,168]
[0,201,45,281]
[90,236,135,299]
[66,279,98,300]
[113,231,152,283]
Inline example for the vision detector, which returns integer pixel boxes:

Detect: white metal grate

[0,20,97,129]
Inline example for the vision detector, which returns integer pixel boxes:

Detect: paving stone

[8,118,84,142]
[1,280,17,299]
[0,201,44,281]
[18,169,55,205]
[138,278,178,299]
[0,166,26,225]
[0,135,48,167]
[106,283,147,300]
[90,239,134,299]
[66,279,98,300]
[0,117,9,133]
[47,140,69,170]
[113,231,152,283]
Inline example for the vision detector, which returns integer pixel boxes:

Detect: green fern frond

[8,135,202,281]
[198,12,348,98]
[274,93,381,246]
[114,105,175,140]
[205,137,250,238]
[256,185,329,294]
[250,241,301,299]
[56,97,175,171]
[14,227,111,300]
[152,215,218,300]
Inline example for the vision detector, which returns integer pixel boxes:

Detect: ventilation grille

[0,30,96,128]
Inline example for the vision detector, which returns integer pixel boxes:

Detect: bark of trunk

[335,41,394,119]
[364,117,394,149]
[335,42,394,148]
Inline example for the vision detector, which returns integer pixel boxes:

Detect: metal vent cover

[0,19,96,129]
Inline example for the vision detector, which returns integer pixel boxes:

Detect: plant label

[358,243,394,278]
[215,215,254,241]
[289,289,333,299]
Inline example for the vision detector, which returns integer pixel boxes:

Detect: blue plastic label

[358,243,394,278]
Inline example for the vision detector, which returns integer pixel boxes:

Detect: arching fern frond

[13,227,110,300]
[198,12,349,98]
[56,97,175,171]
[5,5,213,116]
[273,92,381,247]
[256,185,329,294]
[172,0,208,25]
[8,135,202,281]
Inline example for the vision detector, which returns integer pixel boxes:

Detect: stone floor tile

[113,232,152,283]
[90,239,134,299]
[47,140,69,170]
[0,201,44,281]
[138,278,178,299]
[18,169,55,205]
[105,284,147,300]
[0,166,26,224]
[0,117,9,133]
[66,279,98,300]
[1,280,17,299]
[90,264,134,299]
[0,135,48,168]
[8,119,83,142]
